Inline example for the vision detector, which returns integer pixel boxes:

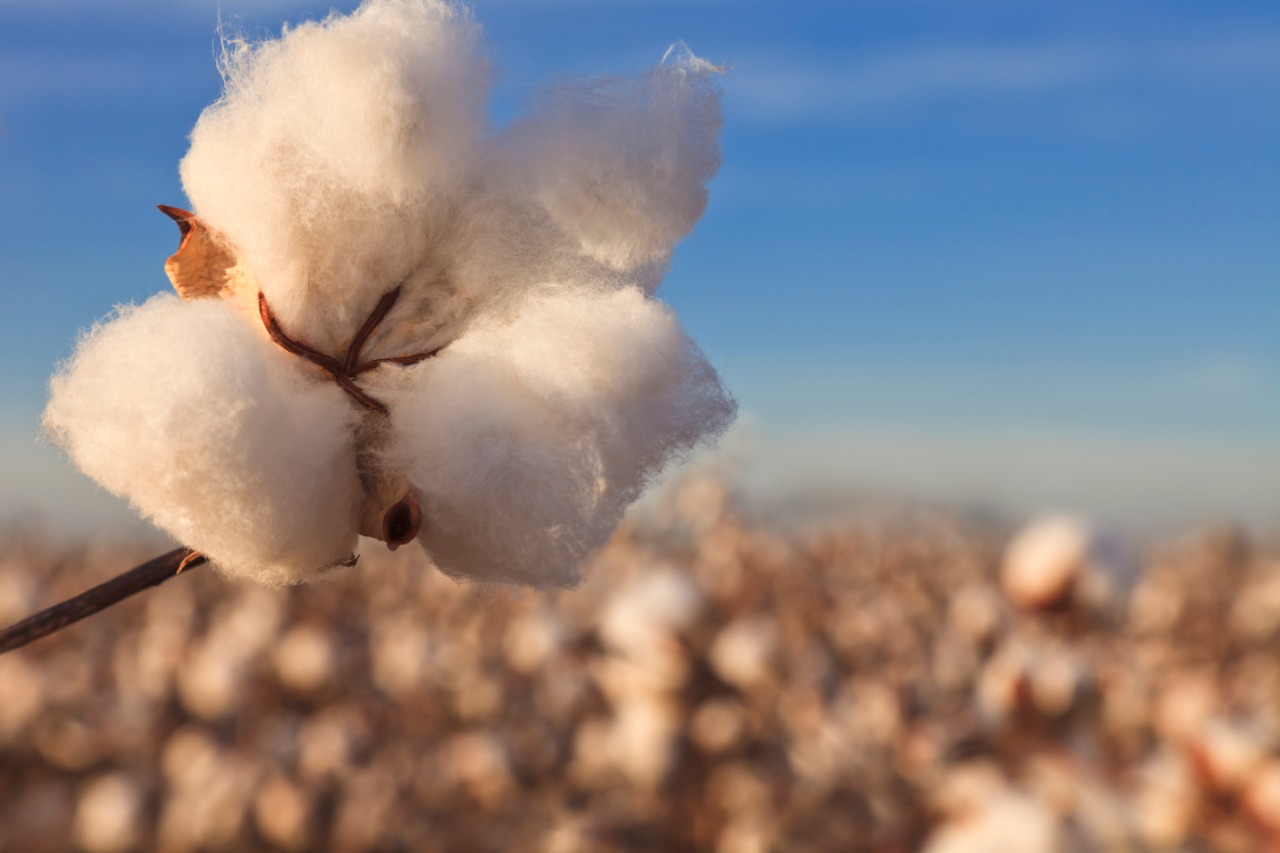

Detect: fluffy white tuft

[498,43,723,276]
[180,0,488,350]
[378,287,735,587]
[44,296,362,585]
[47,0,734,587]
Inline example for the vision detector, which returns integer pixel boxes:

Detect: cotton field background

[2,475,1279,852]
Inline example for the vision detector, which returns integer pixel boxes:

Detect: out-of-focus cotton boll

[1244,759,1280,834]
[0,654,44,741]
[273,624,337,694]
[180,0,488,350]
[253,774,313,852]
[709,618,776,691]
[1001,514,1135,612]
[1002,516,1090,610]
[73,773,145,853]
[43,295,361,584]
[1185,717,1270,793]
[924,788,1062,853]
[599,568,703,658]
[383,287,735,586]
[503,44,722,275]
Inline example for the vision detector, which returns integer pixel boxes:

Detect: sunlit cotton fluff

[180,0,489,352]
[44,296,362,585]
[43,0,734,587]
[379,287,734,586]
[499,43,723,277]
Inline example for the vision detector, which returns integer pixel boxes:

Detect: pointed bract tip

[157,204,195,237]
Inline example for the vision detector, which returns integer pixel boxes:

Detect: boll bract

[43,0,735,587]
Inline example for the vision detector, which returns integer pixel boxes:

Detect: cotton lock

[43,0,735,587]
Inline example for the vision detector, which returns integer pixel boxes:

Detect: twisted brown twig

[0,548,206,655]
[258,286,444,416]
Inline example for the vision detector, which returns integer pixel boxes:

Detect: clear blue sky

[1,0,1277,530]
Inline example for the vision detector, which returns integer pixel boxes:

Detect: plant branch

[257,287,445,417]
[0,547,205,655]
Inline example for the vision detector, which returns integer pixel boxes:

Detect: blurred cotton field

[1,474,1277,852]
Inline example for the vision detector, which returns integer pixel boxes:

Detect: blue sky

[1,0,1277,531]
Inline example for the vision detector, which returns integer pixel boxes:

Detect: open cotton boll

[499,44,723,276]
[379,286,736,587]
[180,0,488,350]
[43,295,362,585]
[42,0,734,588]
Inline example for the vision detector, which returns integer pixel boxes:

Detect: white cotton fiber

[377,287,735,587]
[179,0,488,351]
[498,44,723,275]
[44,295,362,585]
[46,0,734,587]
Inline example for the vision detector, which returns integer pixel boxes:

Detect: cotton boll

[44,0,735,591]
[1244,759,1280,834]
[499,44,722,276]
[44,295,361,584]
[709,618,777,691]
[0,654,44,742]
[273,624,337,694]
[180,0,488,350]
[1002,515,1138,615]
[73,773,144,853]
[253,774,313,852]
[382,286,735,586]
[924,788,1062,853]
[1186,717,1270,793]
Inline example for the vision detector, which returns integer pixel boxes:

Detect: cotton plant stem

[257,286,444,417]
[0,547,205,655]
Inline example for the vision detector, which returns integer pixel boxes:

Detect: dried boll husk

[43,0,734,587]
[157,205,249,301]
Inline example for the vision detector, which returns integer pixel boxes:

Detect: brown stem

[0,547,205,655]
[342,286,402,373]
[258,292,344,374]
[349,346,446,376]
[335,373,390,416]
[258,287,444,416]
